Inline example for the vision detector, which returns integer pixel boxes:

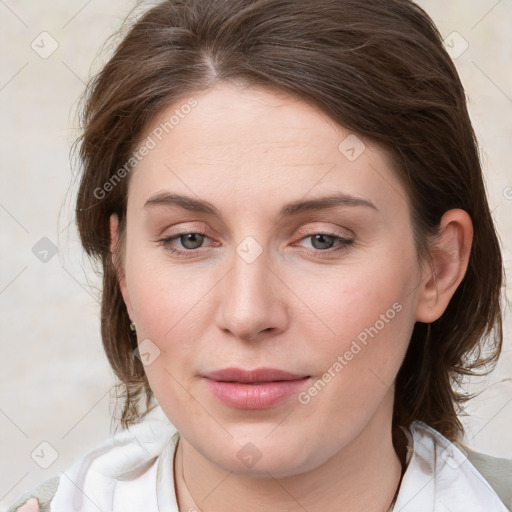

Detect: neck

[174,393,402,512]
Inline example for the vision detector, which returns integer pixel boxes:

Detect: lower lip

[204,377,310,409]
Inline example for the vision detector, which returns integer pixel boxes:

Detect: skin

[17,499,39,512]
[109,82,473,512]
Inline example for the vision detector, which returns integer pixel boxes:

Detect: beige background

[0,0,511,509]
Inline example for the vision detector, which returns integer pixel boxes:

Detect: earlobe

[109,213,134,321]
[415,209,473,323]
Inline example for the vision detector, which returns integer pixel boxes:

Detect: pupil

[182,233,203,249]
[312,234,333,250]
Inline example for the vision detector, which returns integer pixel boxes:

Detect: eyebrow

[144,191,378,217]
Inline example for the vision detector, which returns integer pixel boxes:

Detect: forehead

[128,83,409,217]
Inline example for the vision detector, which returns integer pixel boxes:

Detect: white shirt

[46,407,508,512]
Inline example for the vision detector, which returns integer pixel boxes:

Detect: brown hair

[75,0,504,439]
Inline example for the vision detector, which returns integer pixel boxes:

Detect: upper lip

[203,367,309,383]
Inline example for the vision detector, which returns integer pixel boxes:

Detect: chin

[203,433,323,478]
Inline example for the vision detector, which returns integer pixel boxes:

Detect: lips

[202,367,310,409]
[203,367,308,383]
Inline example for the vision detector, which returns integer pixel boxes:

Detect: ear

[110,213,134,321]
[415,209,473,323]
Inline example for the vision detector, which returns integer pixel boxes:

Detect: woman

[9,0,511,511]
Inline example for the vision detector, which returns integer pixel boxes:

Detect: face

[115,82,426,477]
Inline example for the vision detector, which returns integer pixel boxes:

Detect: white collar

[51,408,508,512]
[392,421,508,511]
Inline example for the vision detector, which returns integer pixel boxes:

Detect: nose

[215,242,289,342]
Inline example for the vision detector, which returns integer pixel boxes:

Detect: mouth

[203,367,309,383]
[202,367,310,409]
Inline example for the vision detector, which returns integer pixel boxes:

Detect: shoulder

[6,407,178,512]
[465,446,512,511]
[408,421,512,511]
[5,476,60,512]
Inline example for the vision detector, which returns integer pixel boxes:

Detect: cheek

[296,252,415,342]
[124,258,205,417]
[290,248,417,400]
[123,250,219,404]
[125,245,207,337]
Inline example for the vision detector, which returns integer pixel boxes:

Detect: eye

[295,232,354,255]
[158,230,354,258]
[159,231,213,256]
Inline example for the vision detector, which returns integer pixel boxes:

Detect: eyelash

[158,230,354,257]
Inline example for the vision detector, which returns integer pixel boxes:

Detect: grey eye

[179,233,205,249]
[309,234,336,250]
